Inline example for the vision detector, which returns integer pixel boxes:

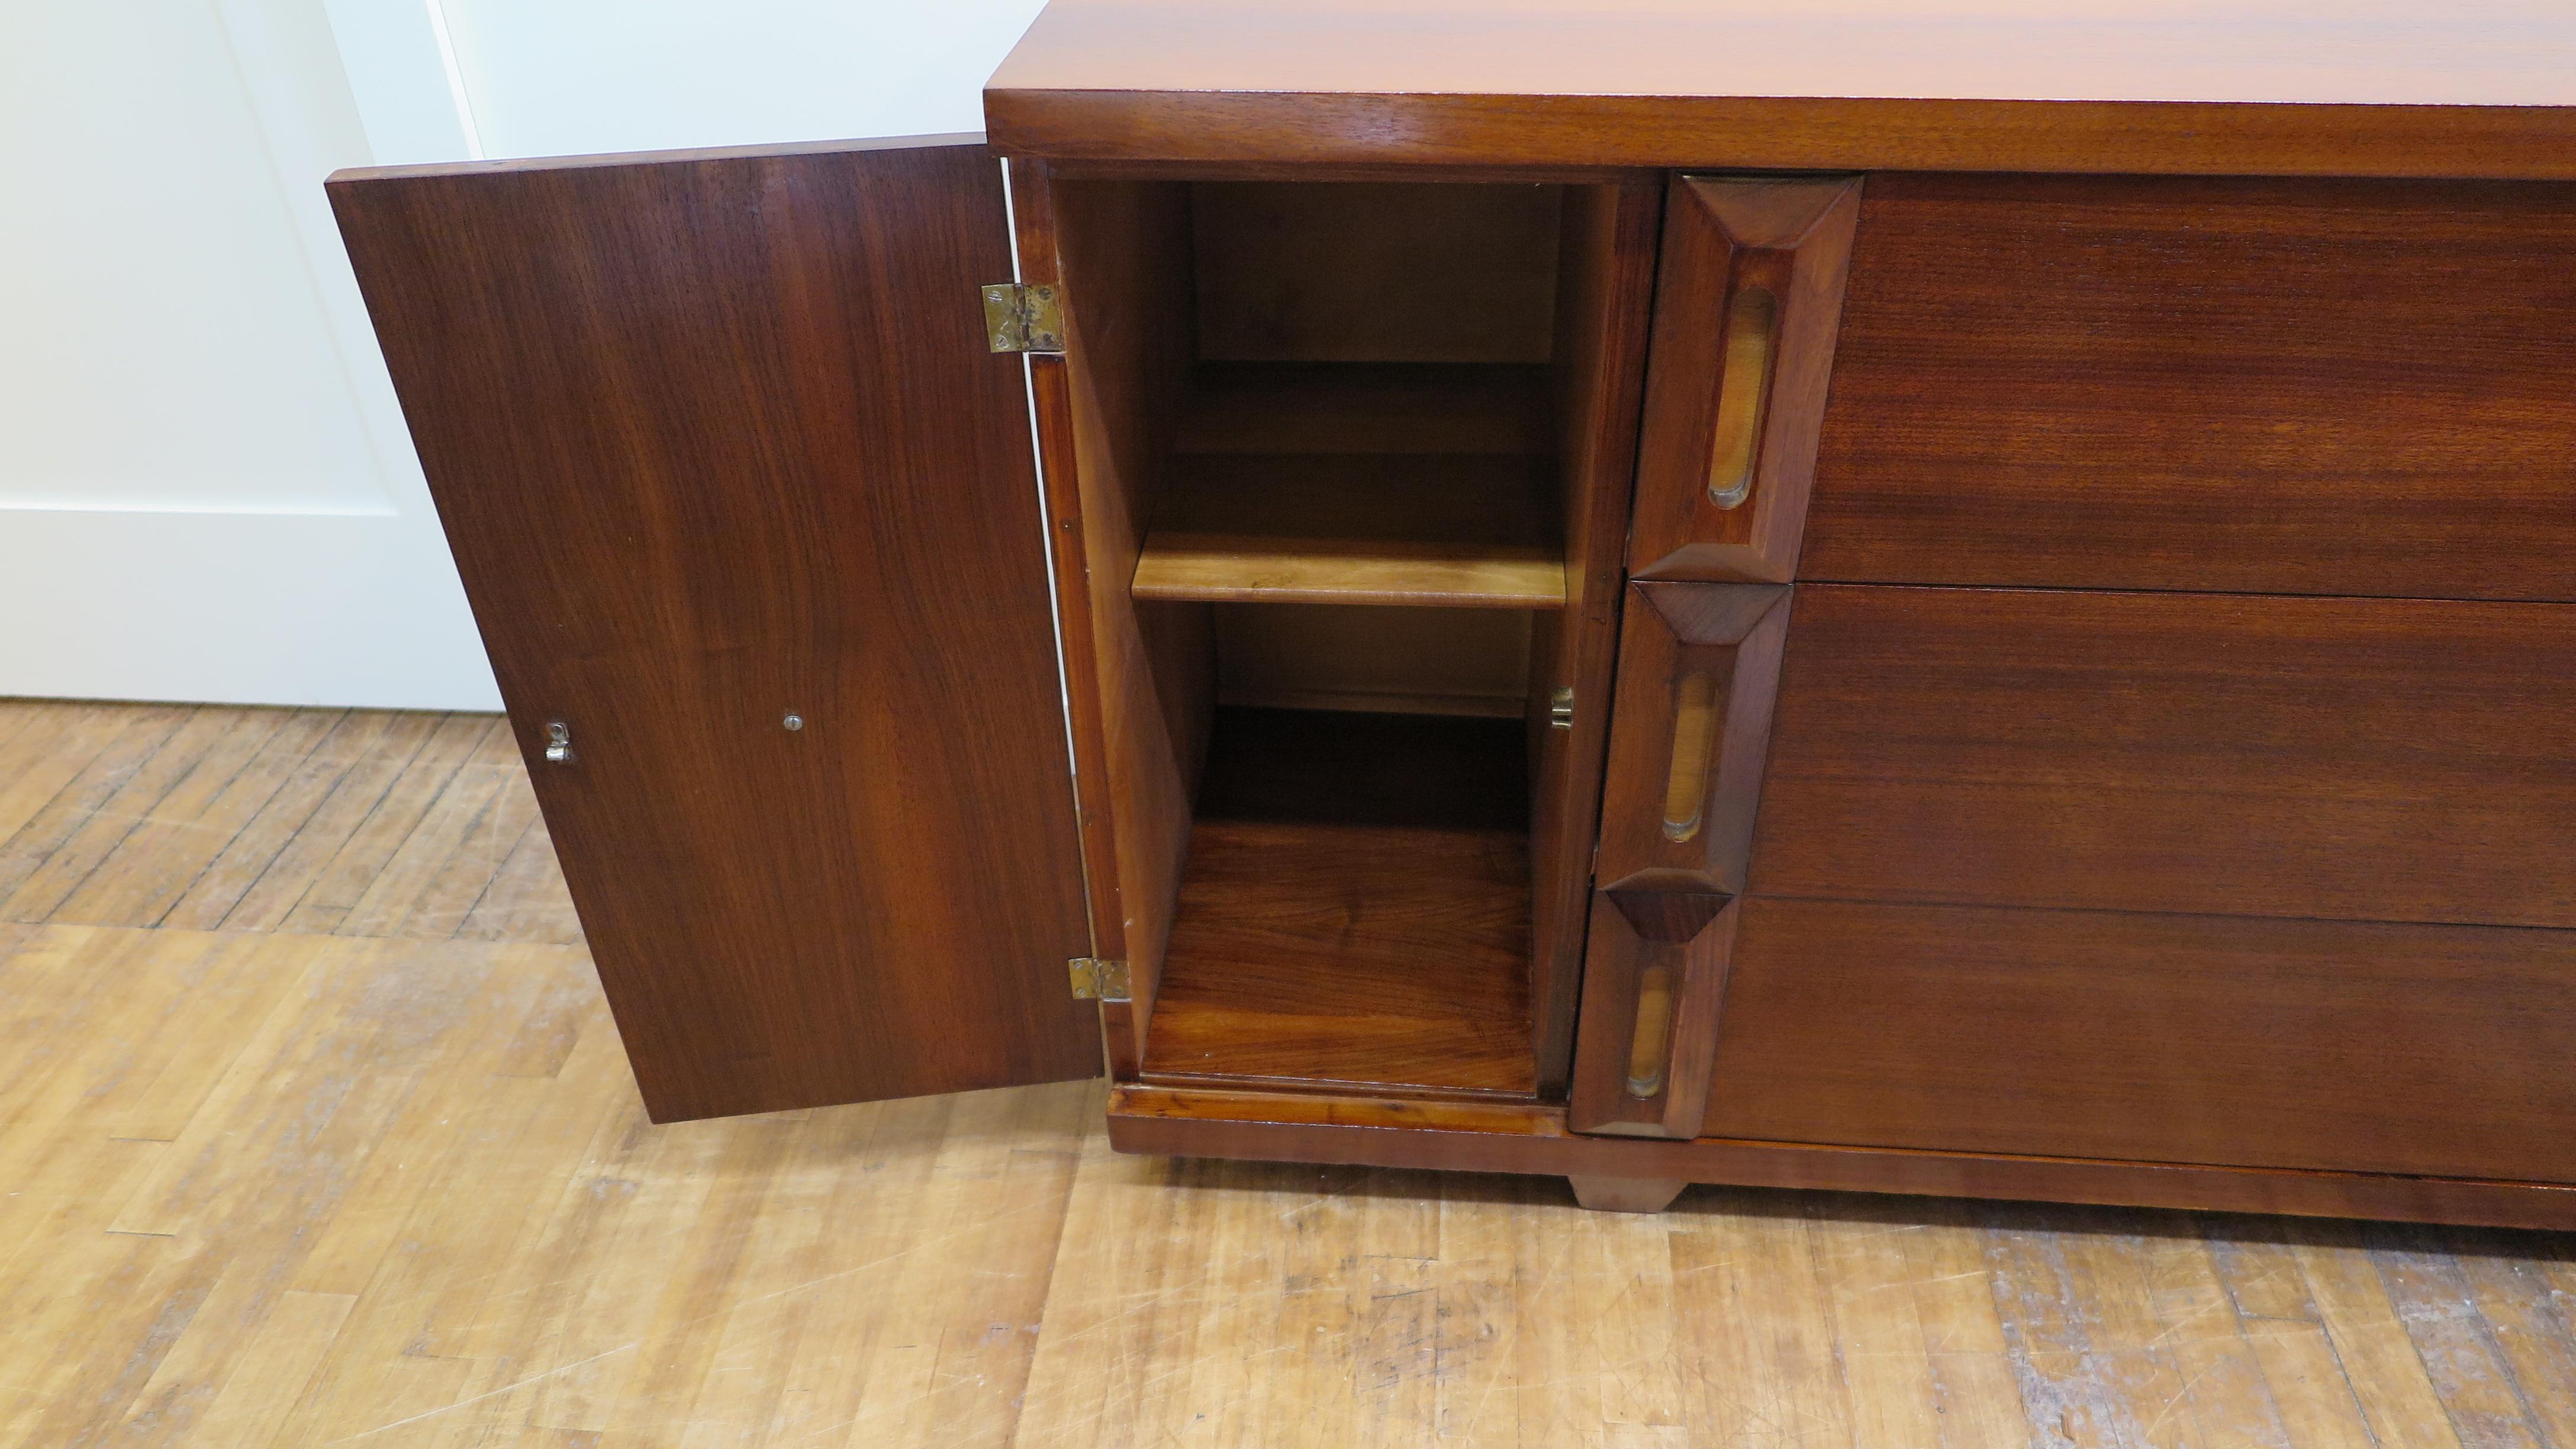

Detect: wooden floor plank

[0,701,127,848]
[2443,1231,2576,1448]
[0,704,196,907]
[2207,1232,2384,1449]
[2368,1226,2551,1449]
[2292,1223,2470,1449]
[208,706,445,928]
[153,709,399,932]
[385,755,544,941]
[453,812,584,944]
[161,1288,358,1448]
[0,697,52,753]
[269,713,492,936]
[49,708,340,929]
[2137,1221,2292,1449]
[2,706,284,923]
[334,720,526,939]
[1429,1176,1526,1449]
[1904,1201,2037,1449]
[1670,1190,1850,1448]
[1810,1202,1947,1449]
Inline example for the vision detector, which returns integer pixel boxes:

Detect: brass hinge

[1067,956,1130,1002]
[982,283,1065,355]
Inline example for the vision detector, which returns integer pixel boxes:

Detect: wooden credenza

[324,1,2576,1225]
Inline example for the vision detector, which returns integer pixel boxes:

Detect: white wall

[1,0,1046,710]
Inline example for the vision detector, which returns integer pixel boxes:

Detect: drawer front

[1750,585,2576,928]
[1708,899,2576,1183]
[1803,174,2576,600]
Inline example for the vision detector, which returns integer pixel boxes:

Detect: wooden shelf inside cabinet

[1131,363,1567,609]
[1142,707,1538,1099]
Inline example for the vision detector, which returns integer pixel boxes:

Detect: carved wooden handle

[1705,284,1779,510]
[1624,958,1679,1097]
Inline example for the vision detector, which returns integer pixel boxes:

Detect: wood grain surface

[1109,1085,2576,1233]
[1525,178,1661,1094]
[1751,585,2576,928]
[992,87,2576,181]
[331,139,1098,1121]
[11,696,2576,1445]
[1710,898,2576,1183]
[0,699,578,944]
[1593,582,1792,896]
[988,0,2576,112]
[1567,890,1738,1139]
[1132,452,1569,608]
[986,1,2576,180]
[1804,173,2576,601]
[1035,169,1215,1078]
[1189,181,1563,363]
[1143,708,1535,1097]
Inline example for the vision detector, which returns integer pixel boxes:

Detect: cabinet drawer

[1708,899,2576,1183]
[1750,585,2576,929]
[1804,174,2576,601]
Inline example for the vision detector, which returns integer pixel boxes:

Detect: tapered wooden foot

[1568,1175,1689,1213]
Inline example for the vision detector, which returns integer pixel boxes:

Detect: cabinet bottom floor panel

[1138,707,1538,1099]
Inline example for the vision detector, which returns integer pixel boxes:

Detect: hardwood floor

[0,700,580,944]
[5,696,2574,1447]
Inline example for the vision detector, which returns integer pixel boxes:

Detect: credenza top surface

[984,0,2576,178]
[991,0,2576,107]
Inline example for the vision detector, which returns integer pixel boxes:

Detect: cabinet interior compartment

[1049,174,1646,1101]
[1136,181,1572,610]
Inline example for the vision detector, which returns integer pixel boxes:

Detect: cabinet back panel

[1192,182,1563,363]
[1213,603,1533,718]
[1749,585,2576,928]
[330,141,1097,1120]
[1710,898,2576,1183]
[1803,173,2576,600]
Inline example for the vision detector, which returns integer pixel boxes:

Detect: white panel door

[0,0,497,709]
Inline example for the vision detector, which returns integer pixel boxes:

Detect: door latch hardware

[981,284,1065,355]
[1067,957,1130,1002]
[543,720,574,764]
[1550,687,1575,730]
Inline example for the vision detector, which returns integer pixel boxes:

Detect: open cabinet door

[329,137,1098,1122]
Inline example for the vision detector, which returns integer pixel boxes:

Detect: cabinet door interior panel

[1804,173,2576,601]
[1750,585,2576,928]
[329,139,1099,1121]
[1709,898,2576,1183]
